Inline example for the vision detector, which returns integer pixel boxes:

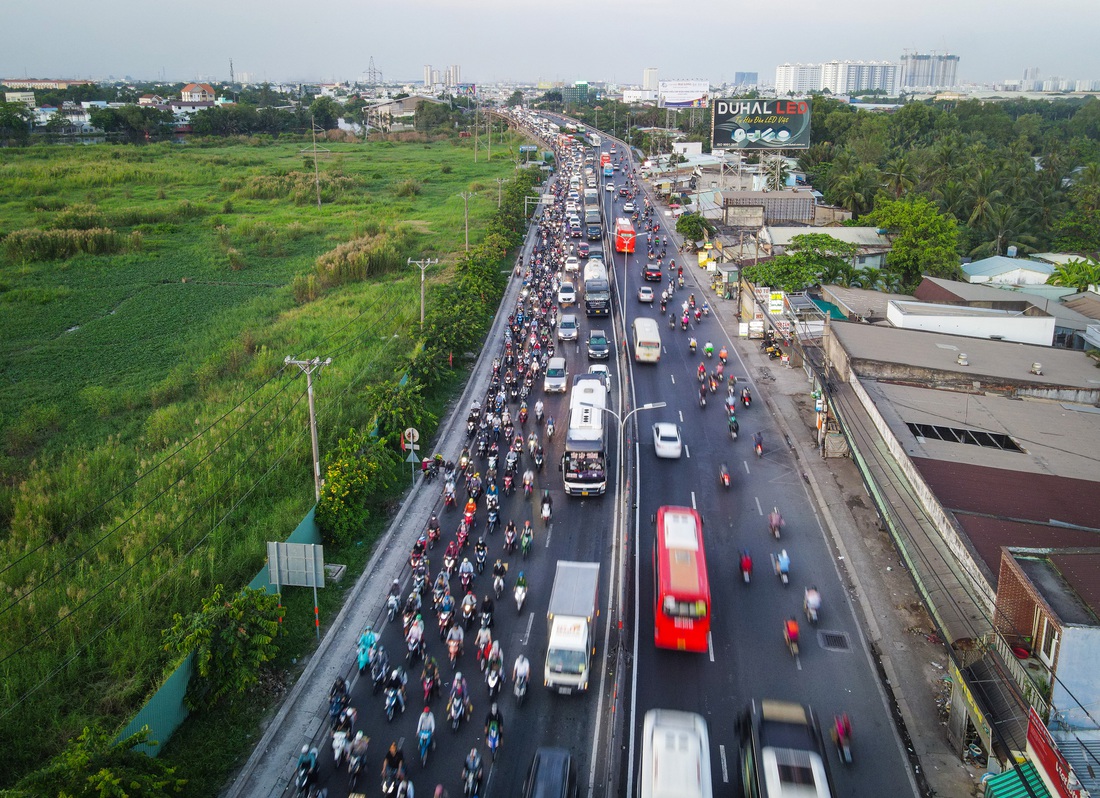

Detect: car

[558,314,579,341]
[543,357,569,394]
[570,227,582,238]
[568,215,581,228]
[643,260,663,282]
[587,225,602,240]
[587,364,611,393]
[605,183,614,192]
[566,201,578,214]
[638,286,655,303]
[640,710,711,798]
[619,187,631,197]
[521,747,577,798]
[564,256,580,274]
[623,202,635,213]
[652,422,683,459]
[587,329,609,360]
[557,281,576,306]
[738,699,831,798]
[577,242,590,258]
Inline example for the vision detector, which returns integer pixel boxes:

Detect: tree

[741,254,819,293]
[676,213,714,243]
[308,96,341,130]
[881,152,918,199]
[162,585,282,710]
[1052,184,1100,256]
[14,725,186,797]
[505,90,524,108]
[0,100,33,144]
[316,429,399,546]
[864,196,961,288]
[1047,258,1100,292]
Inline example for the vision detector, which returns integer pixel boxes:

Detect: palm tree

[831,164,880,217]
[859,267,885,290]
[969,203,1038,258]
[966,167,1005,229]
[882,153,917,199]
[935,179,969,222]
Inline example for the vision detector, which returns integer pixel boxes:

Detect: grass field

[0,132,528,786]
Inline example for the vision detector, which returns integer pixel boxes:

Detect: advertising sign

[1027,708,1084,798]
[455,83,477,97]
[711,98,812,150]
[658,80,710,108]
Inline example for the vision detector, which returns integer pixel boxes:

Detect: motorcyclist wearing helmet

[492,558,507,581]
[464,496,477,516]
[463,747,484,786]
[439,589,455,615]
[458,557,475,580]
[349,730,369,761]
[481,594,495,619]
[512,653,530,684]
[358,624,377,652]
[387,666,408,715]
[461,589,478,616]
[417,705,437,739]
[297,744,317,773]
[388,578,401,600]
[515,571,528,590]
[485,701,505,743]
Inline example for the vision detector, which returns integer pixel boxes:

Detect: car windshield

[659,431,678,443]
[562,320,576,329]
[591,336,607,346]
[546,647,586,675]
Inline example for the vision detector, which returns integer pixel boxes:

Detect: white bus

[561,375,607,496]
[631,318,662,363]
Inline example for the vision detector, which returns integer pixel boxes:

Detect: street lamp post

[580,400,666,481]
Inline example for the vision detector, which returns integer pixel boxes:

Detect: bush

[394,179,421,198]
[3,227,125,261]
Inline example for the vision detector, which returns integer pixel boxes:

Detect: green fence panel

[115,653,193,755]
[249,506,321,593]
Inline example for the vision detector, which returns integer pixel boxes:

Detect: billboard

[658,79,710,108]
[455,83,477,97]
[711,98,811,150]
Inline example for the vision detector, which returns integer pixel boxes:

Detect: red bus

[653,506,711,652]
[600,152,611,167]
[614,218,635,254]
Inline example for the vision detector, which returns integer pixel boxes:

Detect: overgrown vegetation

[0,134,537,789]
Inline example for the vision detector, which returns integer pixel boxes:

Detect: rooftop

[964,255,1055,279]
[916,277,1093,332]
[764,226,891,249]
[830,322,1099,392]
[819,284,913,322]
[1016,553,1100,627]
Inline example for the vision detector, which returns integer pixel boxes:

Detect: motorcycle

[486,508,499,536]
[514,673,528,704]
[504,526,517,555]
[515,583,527,613]
[449,694,465,730]
[438,609,453,639]
[427,524,441,550]
[681,316,689,331]
[448,636,462,667]
[486,718,502,761]
[386,593,400,623]
[523,477,533,499]
[534,449,544,470]
[384,684,402,721]
[742,391,752,408]
[419,728,433,767]
[503,473,515,496]
[699,393,707,409]
[521,528,534,560]
[541,498,552,523]
[423,670,439,702]
[347,747,365,790]
[357,641,371,675]
[833,716,854,764]
[486,664,503,699]
[457,522,470,550]
[443,483,457,509]
[463,762,481,796]
[773,550,791,586]
[689,339,697,355]
[294,752,318,797]
[740,551,753,584]
[406,632,424,666]
[546,419,555,439]
[460,570,473,594]
[804,590,821,625]
[755,440,763,458]
[444,552,457,576]
[371,649,389,694]
[461,601,476,631]
[332,727,350,768]
[475,547,487,573]
[720,463,731,488]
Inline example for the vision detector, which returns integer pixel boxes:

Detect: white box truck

[545,561,600,694]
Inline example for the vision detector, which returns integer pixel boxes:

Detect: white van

[543,357,568,393]
[632,317,662,363]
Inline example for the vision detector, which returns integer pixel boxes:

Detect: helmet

[478,537,484,545]
[424,706,431,714]
[355,731,364,741]
[455,671,463,681]
[302,745,309,754]
[518,571,525,580]
[491,701,498,714]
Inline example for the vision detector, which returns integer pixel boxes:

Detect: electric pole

[408,256,439,327]
[496,177,506,208]
[285,356,333,502]
[458,191,474,251]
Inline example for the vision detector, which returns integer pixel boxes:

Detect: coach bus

[614,218,635,254]
[653,506,710,652]
[561,375,607,496]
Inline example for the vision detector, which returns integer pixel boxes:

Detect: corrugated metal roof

[984,762,1050,798]
[964,256,1055,278]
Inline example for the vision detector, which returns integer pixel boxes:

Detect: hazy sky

[5,0,1099,87]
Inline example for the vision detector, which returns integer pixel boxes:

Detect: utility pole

[495,177,506,208]
[285,356,333,502]
[486,109,491,161]
[473,96,479,163]
[408,256,439,327]
[458,191,474,251]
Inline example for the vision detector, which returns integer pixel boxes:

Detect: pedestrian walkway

[651,185,982,797]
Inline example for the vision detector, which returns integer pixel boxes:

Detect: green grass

[0,134,526,787]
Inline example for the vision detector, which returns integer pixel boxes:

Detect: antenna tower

[366,56,383,85]
[230,58,235,84]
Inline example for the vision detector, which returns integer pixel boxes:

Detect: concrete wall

[1051,625,1100,730]
[886,303,1055,346]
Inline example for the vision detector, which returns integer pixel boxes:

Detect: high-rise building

[820,60,898,95]
[449,64,461,88]
[774,63,821,95]
[643,68,658,90]
[423,65,432,87]
[899,52,959,89]
[562,81,590,105]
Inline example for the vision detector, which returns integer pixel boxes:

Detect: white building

[775,63,822,95]
[820,60,898,95]
[899,52,959,89]
[643,68,658,90]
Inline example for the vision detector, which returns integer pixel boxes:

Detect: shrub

[3,227,124,261]
[394,179,421,198]
[227,248,247,270]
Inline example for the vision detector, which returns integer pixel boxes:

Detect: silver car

[557,314,579,341]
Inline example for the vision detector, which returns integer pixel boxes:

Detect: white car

[564,256,580,274]
[557,281,576,306]
[605,183,614,192]
[652,422,683,459]
[587,364,611,393]
[623,202,635,213]
[637,286,655,303]
[557,314,579,341]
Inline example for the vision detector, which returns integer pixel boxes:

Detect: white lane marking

[521,612,534,646]
[691,491,697,510]
[678,410,684,423]
[754,496,763,515]
[684,445,690,459]
[796,654,803,671]
[744,460,751,475]
[670,374,676,385]
[545,522,553,547]
[708,632,714,663]
[719,745,729,783]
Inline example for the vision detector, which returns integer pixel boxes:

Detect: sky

[5,0,1100,87]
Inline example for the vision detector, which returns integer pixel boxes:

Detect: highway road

[295,119,917,798]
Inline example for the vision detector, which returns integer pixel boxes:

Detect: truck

[583,188,599,208]
[545,561,600,694]
[584,208,602,226]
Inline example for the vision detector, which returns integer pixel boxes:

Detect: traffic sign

[405,451,421,464]
[519,145,537,153]
[542,194,555,203]
[404,428,420,444]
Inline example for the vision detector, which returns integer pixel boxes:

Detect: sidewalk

[658,211,981,797]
